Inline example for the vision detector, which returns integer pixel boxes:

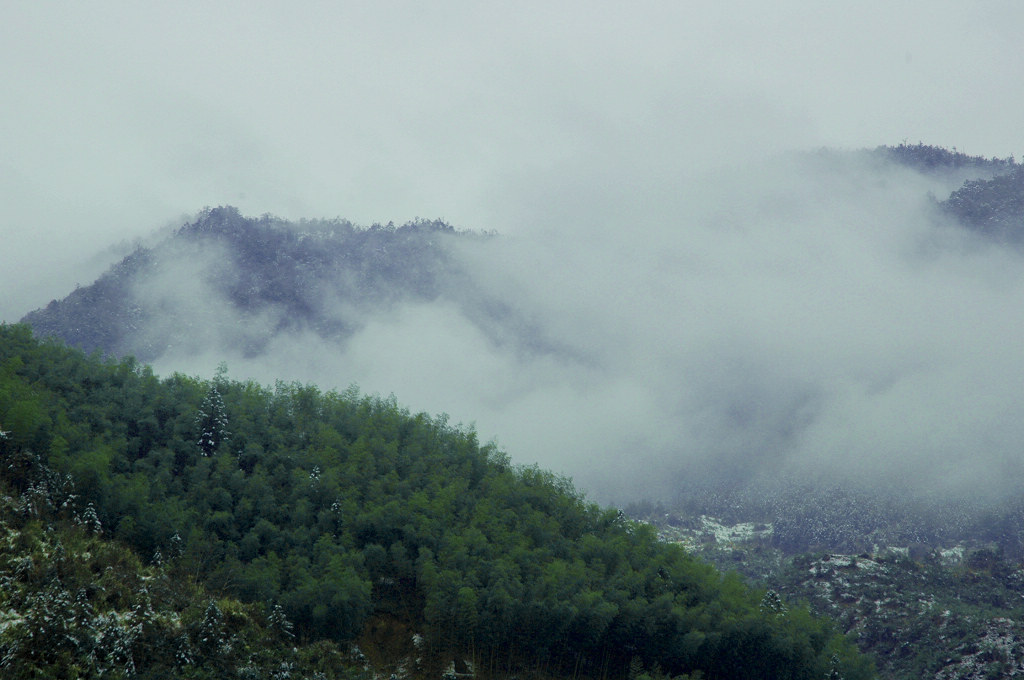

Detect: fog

[5,3,1024,502]
[119,152,1023,505]
[5,2,1024,318]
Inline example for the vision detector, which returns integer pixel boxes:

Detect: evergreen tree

[196,384,230,456]
[80,502,102,535]
[759,589,788,616]
[197,600,225,657]
[828,653,843,680]
[267,603,295,641]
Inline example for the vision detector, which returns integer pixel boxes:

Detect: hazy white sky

[3,1,1023,320]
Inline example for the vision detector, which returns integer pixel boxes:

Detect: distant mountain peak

[21,208,469,362]
[876,142,1017,174]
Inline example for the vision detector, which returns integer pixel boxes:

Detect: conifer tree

[828,653,843,680]
[197,600,225,656]
[759,589,788,616]
[80,502,102,535]
[196,384,230,456]
[268,603,295,641]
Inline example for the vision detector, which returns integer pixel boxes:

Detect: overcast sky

[3,1,1024,319]
[5,2,1024,503]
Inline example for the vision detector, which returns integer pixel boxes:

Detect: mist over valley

[20,145,1024,515]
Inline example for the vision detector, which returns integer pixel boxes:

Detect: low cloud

[137,152,1024,505]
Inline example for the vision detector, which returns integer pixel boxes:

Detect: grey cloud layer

[143,154,1024,504]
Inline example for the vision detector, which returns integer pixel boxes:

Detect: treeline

[0,324,873,679]
[876,142,1016,174]
[20,206,471,362]
[873,142,1024,245]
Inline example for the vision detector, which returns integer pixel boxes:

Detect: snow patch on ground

[939,545,964,565]
[697,516,773,545]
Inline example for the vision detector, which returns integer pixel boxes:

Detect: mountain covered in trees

[0,323,872,679]
[875,142,1024,242]
[12,142,1024,677]
[941,167,1024,243]
[21,207,492,364]
[21,146,1024,372]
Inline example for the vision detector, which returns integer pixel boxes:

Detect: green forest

[0,323,872,679]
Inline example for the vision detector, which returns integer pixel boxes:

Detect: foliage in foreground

[0,323,872,679]
[0,456,364,679]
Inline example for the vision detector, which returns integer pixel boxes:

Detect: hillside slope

[21,206,482,363]
[0,323,872,679]
[0,450,368,679]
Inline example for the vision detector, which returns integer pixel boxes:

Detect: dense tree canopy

[876,142,1016,174]
[0,323,872,679]
[942,166,1024,243]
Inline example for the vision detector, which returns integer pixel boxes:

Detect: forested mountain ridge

[874,142,1016,176]
[0,324,873,679]
[21,206,490,363]
[12,142,1024,678]
[21,145,1024,372]
[941,167,1024,243]
[871,142,1024,243]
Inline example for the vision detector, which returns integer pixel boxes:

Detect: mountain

[13,143,1024,676]
[874,142,1016,177]
[941,167,1024,243]
[22,146,1023,375]
[20,144,1024,503]
[874,142,1024,243]
[21,206,489,363]
[0,323,872,679]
